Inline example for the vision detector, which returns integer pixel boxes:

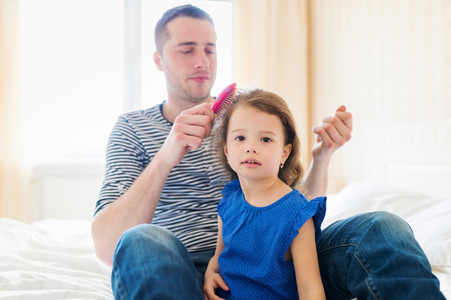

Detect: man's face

[154,17,217,104]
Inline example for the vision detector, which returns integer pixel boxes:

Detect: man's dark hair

[154,4,214,53]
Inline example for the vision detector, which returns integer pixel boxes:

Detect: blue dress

[216,179,327,299]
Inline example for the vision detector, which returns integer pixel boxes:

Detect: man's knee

[118,224,178,249]
[358,211,414,239]
[320,211,414,248]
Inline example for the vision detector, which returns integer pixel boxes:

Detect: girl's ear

[223,142,229,157]
[282,144,292,163]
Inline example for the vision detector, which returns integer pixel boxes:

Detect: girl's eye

[235,136,245,141]
[261,137,272,143]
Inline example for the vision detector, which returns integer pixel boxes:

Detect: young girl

[203,87,327,300]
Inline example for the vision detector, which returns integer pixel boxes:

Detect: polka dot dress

[216,179,326,300]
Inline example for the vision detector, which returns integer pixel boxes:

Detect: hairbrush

[212,82,238,118]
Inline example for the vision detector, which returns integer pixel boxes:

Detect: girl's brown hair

[216,87,304,188]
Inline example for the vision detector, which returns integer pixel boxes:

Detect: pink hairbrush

[212,82,238,118]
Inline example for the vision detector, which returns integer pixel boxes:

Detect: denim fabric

[318,211,445,300]
[111,212,445,300]
[112,224,213,300]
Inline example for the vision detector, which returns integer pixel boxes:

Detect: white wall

[31,164,104,221]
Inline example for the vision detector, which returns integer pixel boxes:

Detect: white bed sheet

[0,219,113,300]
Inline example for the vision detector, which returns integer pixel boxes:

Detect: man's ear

[153,51,163,71]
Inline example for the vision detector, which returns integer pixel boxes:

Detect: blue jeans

[112,224,210,299]
[111,212,445,300]
[318,211,444,300]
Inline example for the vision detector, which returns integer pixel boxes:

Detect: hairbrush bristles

[212,83,239,118]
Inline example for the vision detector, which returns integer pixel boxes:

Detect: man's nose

[194,51,209,69]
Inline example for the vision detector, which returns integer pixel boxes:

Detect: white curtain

[0,0,30,221]
[309,0,451,188]
[232,0,312,164]
[232,0,451,192]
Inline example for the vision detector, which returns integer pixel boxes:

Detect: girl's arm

[291,218,326,300]
[303,105,352,199]
[203,217,229,300]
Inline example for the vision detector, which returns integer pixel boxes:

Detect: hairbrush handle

[212,82,237,113]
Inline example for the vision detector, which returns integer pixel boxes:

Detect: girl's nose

[246,147,257,154]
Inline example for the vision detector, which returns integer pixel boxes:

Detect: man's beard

[183,88,211,104]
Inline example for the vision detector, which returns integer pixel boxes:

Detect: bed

[0,187,450,299]
[1,120,450,299]
[0,219,113,299]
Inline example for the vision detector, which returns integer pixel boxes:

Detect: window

[19,0,123,164]
[18,0,232,165]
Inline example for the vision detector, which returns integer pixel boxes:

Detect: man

[91,4,444,300]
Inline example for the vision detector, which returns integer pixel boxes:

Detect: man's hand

[311,105,352,161]
[158,102,215,169]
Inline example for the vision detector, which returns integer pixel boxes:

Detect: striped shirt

[95,103,230,252]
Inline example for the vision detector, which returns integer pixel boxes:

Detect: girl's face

[224,105,292,183]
